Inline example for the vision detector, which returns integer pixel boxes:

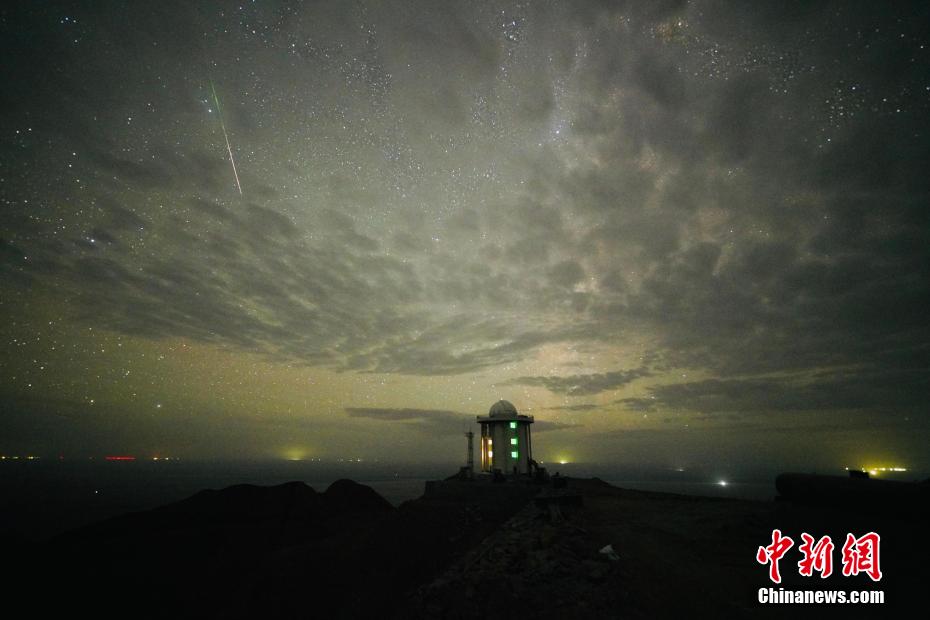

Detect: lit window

[488,451,493,458]
[509,422,517,429]
[511,451,518,459]
[510,438,517,445]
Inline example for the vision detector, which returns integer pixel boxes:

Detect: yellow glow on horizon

[851,464,908,476]
[282,447,312,461]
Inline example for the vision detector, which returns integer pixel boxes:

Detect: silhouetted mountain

[9,476,923,618]
[323,478,395,513]
[10,479,527,619]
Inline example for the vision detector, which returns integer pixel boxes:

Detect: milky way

[1,2,928,470]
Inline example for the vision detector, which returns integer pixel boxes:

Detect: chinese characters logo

[756,530,881,583]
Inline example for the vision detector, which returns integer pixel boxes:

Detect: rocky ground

[7,476,925,618]
[408,477,925,618]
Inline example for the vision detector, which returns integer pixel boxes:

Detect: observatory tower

[477,400,534,475]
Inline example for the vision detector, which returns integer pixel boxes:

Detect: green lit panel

[510,438,517,445]
[509,422,517,429]
[511,451,518,459]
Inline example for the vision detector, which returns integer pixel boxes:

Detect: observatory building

[477,400,534,475]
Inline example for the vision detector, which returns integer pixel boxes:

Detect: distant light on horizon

[854,465,908,476]
[282,447,312,462]
[718,480,728,487]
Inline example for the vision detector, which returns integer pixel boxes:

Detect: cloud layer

[1,1,927,463]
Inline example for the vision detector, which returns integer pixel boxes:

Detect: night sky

[2,1,928,471]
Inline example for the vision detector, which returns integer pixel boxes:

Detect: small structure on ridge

[477,400,534,475]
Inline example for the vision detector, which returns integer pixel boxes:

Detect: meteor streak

[210,81,243,195]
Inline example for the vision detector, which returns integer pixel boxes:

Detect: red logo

[798,533,834,578]
[841,532,882,582]
[756,529,794,583]
[758,530,881,582]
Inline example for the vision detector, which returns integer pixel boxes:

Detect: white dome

[488,400,518,417]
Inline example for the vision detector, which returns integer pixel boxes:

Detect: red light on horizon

[105,455,136,461]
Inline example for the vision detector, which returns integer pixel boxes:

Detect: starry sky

[1,1,928,471]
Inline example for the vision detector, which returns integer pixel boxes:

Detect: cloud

[504,368,651,396]
[545,404,598,412]
[345,407,469,422]
[613,398,657,413]
[533,420,583,432]
[344,407,472,435]
[618,367,930,415]
[7,2,927,385]
[1,0,928,465]
[343,407,581,435]
[548,260,585,289]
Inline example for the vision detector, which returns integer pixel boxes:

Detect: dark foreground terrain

[6,476,926,618]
